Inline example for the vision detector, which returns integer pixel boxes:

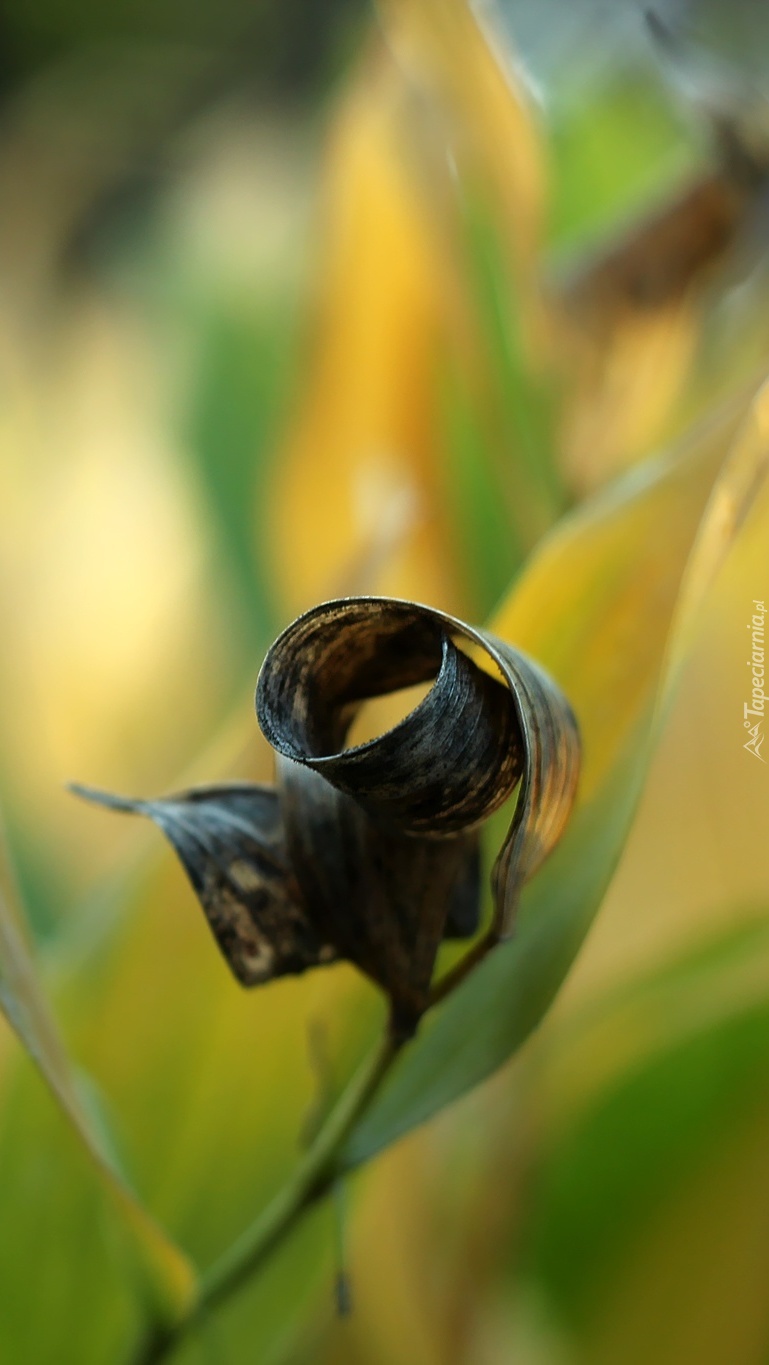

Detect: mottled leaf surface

[257,597,580,1024]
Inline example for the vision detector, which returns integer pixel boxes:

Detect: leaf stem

[429,927,501,1008]
[129,1023,403,1365]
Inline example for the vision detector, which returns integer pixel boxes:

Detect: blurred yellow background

[1,1,769,1362]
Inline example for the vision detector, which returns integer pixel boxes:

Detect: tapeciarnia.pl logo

[744,599,767,762]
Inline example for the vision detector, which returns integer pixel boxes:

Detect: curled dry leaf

[72,597,579,1034]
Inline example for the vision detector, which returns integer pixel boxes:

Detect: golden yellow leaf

[268,0,547,617]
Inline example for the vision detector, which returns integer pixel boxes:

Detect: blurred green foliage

[0,3,768,1364]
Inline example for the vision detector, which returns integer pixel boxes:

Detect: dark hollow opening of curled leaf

[71,596,580,1039]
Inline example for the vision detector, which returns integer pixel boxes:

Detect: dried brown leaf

[73,597,580,1034]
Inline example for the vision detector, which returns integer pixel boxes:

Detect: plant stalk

[129,1024,402,1365]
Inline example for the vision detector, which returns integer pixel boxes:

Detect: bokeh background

[2,0,769,1361]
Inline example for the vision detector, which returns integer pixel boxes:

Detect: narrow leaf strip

[0,841,196,1324]
[343,384,767,1165]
